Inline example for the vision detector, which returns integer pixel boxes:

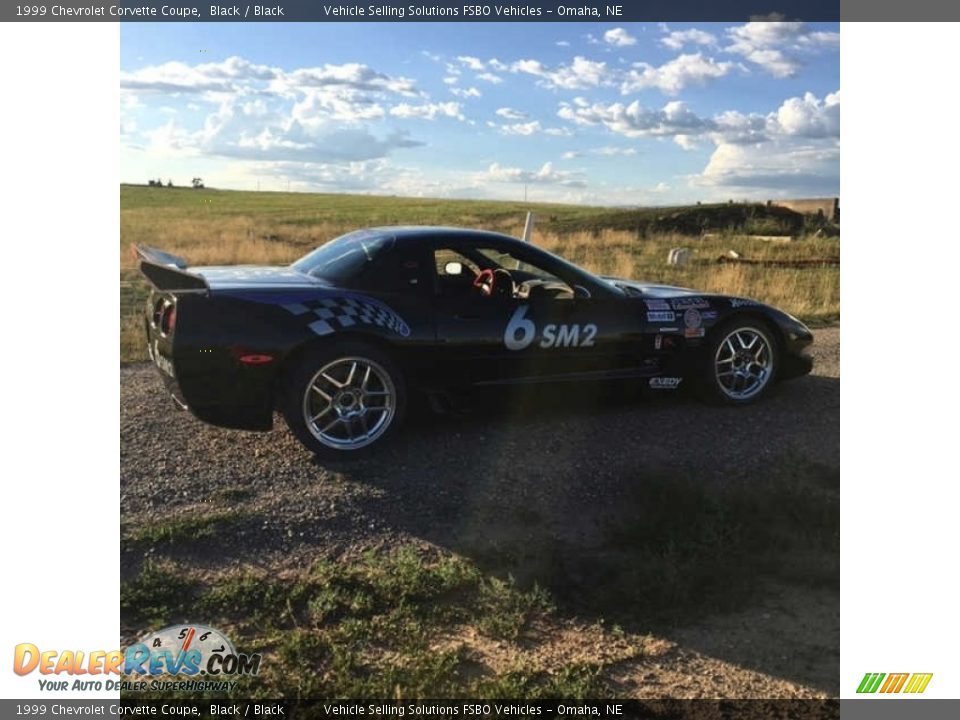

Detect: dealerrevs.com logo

[856,672,933,694]
[14,625,261,692]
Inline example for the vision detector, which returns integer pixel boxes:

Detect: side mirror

[572,285,592,299]
[444,261,463,276]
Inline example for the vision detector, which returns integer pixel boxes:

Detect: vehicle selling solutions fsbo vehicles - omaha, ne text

[137,226,813,458]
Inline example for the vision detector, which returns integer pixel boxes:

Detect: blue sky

[120,21,839,205]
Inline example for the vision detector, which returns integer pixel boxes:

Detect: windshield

[291,230,395,285]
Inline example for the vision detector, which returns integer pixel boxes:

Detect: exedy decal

[504,305,597,350]
[649,377,682,389]
[647,311,676,322]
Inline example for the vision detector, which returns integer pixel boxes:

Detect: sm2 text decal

[504,305,597,351]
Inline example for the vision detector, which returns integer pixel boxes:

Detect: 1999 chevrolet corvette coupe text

[137,227,813,458]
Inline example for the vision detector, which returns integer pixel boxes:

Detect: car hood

[190,265,328,290]
[602,277,718,299]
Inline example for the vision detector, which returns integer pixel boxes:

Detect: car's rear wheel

[702,320,778,405]
[282,342,406,458]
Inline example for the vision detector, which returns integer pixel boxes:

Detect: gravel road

[121,327,838,562]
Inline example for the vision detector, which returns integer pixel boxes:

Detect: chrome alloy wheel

[714,327,774,401]
[301,357,396,450]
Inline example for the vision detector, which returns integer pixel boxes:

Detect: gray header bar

[2,0,842,23]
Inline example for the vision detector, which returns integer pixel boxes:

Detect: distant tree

[191,177,204,189]
[148,180,156,187]
[166,179,174,188]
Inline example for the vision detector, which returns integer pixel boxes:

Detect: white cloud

[558,99,713,138]
[450,86,482,99]
[488,58,508,71]
[495,107,528,120]
[725,21,840,78]
[621,53,734,95]
[596,145,637,156]
[456,55,485,71]
[280,63,420,96]
[500,120,542,136]
[697,139,839,196]
[511,56,609,90]
[604,28,637,47]
[558,89,839,146]
[481,161,586,188]
[661,28,717,50]
[475,72,503,84]
[774,90,840,137]
[389,101,465,121]
[291,87,385,122]
[556,40,571,47]
[556,88,839,197]
[443,76,458,85]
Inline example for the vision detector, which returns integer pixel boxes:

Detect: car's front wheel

[701,320,778,405]
[282,341,406,458]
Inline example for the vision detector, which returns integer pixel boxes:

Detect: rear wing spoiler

[132,244,209,292]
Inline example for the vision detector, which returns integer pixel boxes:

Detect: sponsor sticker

[730,298,759,308]
[647,311,676,322]
[684,327,706,339]
[672,297,711,310]
[644,299,671,311]
[702,311,718,320]
[649,377,682,389]
[684,308,702,329]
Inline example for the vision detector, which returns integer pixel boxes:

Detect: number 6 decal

[503,305,597,351]
[504,305,536,350]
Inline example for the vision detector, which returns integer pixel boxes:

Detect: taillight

[151,298,166,328]
[160,302,176,336]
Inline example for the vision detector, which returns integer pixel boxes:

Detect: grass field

[119,184,839,362]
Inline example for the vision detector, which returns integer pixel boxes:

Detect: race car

[136,226,813,458]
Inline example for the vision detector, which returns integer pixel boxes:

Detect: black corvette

[137,227,813,458]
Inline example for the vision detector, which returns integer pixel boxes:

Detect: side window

[432,244,575,302]
[435,248,480,277]
[476,248,575,301]
[434,248,480,298]
[354,246,428,294]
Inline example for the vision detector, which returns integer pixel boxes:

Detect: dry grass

[120,188,838,362]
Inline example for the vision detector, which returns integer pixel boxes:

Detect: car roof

[359,226,522,244]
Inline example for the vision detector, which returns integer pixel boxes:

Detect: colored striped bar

[880,673,909,693]
[857,673,886,693]
[903,673,933,693]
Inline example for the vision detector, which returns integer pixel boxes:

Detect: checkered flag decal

[282,296,411,338]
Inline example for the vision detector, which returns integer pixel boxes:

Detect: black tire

[699,318,779,405]
[281,341,407,459]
